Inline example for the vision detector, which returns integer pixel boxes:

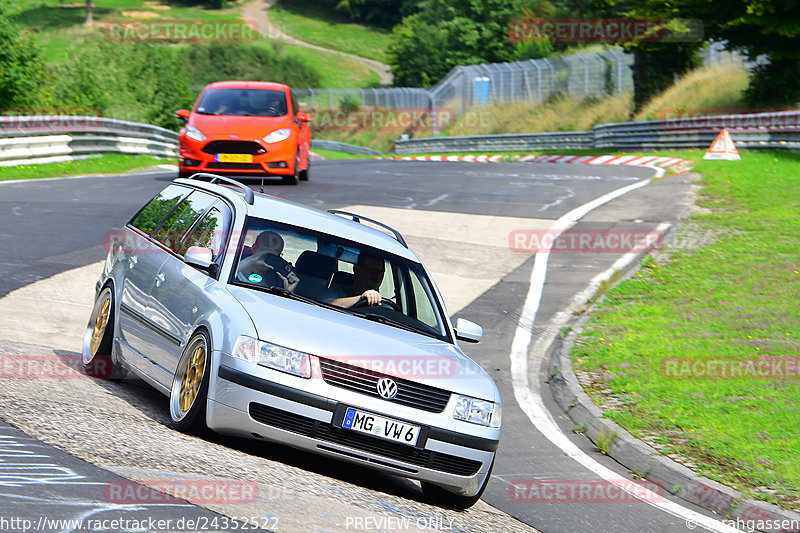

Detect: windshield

[195,88,288,117]
[230,218,450,342]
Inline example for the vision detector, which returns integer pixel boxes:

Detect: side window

[180,202,232,263]
[129,185,190,234]
[409,271,439,330]
[153,192,216,253]
[378,259,395,299]
[290,91,300,117]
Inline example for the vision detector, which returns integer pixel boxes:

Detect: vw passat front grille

[318,358,451,413]
[248,403,482,476]
[202,141,265,155]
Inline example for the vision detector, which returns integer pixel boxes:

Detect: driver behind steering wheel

[324,254,385,309]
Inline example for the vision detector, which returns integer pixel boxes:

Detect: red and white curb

[378,154,692,172]
[520,154,693,172]
[379,154,511,162]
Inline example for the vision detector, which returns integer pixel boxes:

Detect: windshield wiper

[250,285,318,305]
[362,313,434,337]
[195,111,217,115]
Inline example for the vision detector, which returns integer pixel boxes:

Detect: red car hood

[189,114,291,139]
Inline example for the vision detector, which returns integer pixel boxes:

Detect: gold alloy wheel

[89,296,111,355]
[178,341,206,413]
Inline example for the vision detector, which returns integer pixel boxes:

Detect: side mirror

[175,109,191,121]
[296,111,313,122]
[185,246,213,271]
[454,318,482,343]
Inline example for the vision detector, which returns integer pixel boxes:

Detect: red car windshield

[195,89,288,117]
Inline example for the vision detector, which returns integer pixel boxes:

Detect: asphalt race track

[0,160,738,532]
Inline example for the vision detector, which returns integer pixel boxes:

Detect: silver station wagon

[83,174,501,508]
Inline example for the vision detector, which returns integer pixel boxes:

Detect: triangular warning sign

[703,129,740,160]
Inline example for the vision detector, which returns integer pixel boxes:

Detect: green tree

[0,1,48,109]
[577,0,800,109]
[334,0,422,28]
[52,41,194,129]
[688,0,800,106]
[389,0,551,87]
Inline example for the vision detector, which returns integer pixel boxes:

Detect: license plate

[342,408,420,446]
[215,153,253,163]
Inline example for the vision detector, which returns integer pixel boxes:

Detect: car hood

[228,286,499,402]
[189,114,290,139]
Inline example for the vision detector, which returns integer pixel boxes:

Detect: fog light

[266,161,288,169]
[183,158,201,167]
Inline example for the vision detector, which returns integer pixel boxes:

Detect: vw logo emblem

[376,378,398,399]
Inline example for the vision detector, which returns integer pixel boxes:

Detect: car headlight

[231,336,311,378]
[185,125,206,142]
[263,128,291,144]
[453,395,501,427]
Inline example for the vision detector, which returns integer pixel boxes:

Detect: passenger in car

[324,254,384,308]
[237,231,299,291]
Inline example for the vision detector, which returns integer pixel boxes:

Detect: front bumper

[207,364,497,496]
[179,137,296,176]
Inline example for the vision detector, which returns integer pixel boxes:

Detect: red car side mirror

[174,109,191,121]
[296,111,313,122]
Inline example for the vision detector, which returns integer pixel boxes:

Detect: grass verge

[0,155,172,181]
[280,42,380,88]
[310,148,374,160]
[269,0,391,63]
[571,151,800,510]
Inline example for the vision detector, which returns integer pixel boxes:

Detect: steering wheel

[353,296,401,312]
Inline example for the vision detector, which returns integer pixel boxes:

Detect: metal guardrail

[3,111,797,166]
[310,139,383,156]
[0,116,384,167]
[396,110,800,154]
[0,116,180,167]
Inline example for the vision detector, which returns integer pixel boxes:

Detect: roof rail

[327,210,408,248]
[184,173,254,205]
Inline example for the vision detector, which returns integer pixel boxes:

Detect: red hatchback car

[175,81,313,185]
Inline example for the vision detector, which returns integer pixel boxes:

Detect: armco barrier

[396,110,800,154]
[0,116,384,167]
[0,116,179,167]
[310,139,383,156]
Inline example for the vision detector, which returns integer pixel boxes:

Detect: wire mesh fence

[296,49,634,114]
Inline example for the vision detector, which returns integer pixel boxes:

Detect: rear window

[129,185,190,234]
[153,191,217,253]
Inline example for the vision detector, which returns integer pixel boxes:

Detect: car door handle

[128,255,138,269]
[155,272,165,287]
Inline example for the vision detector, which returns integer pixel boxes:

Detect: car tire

[178,170,192,180]
[420,457,494,510]
[299,154,309,181]
[169,330,211,434]
[82,286,126,380]
[283,153,300,185]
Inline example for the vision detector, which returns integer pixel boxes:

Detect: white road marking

[509,174,739,532]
